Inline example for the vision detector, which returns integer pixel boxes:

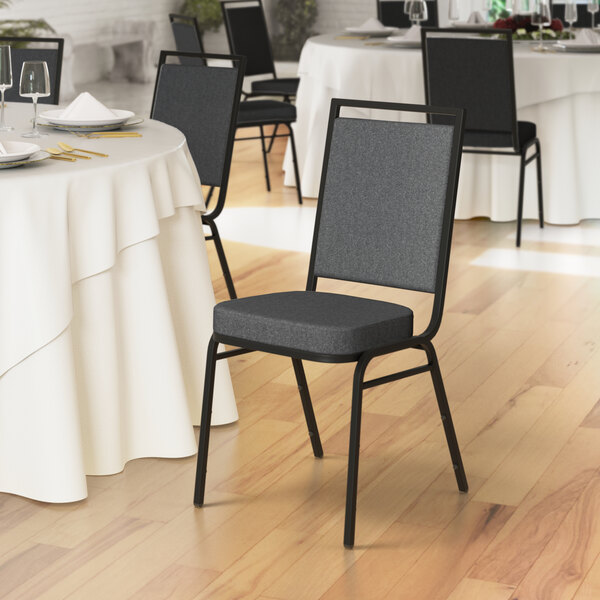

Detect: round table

[0,103,237,503]
[284,33,600,224]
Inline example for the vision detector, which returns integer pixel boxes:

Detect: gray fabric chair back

[0,38,63,104]
[222,0,275,77]
[169,15,205,63]
[422,31,518,149]
[312,117,455,294]
[151,62,240,188]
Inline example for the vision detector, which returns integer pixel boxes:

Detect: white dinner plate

[37,115,144,133]
[0,150,49,169]
[39,108,135,127]
[0,141,41,163]
[554,42,600,52]
[385,35,421,47]
[345,26,397,36]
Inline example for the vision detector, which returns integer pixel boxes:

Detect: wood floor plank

[130,564,220,600]
[572,552,600,600]
[445,578,515,600]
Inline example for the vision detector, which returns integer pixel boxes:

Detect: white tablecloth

[284,34,600,224]
[0,103,237,503]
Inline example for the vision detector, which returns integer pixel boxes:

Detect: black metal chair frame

[151,50,246,299]
[0,36,64,105]
[168,13,206,53]
[421,27,543,247]
[194,98,468,548]
[377,0,440,28]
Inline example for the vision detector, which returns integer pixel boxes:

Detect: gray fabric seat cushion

[251,77,299,97]
[237,100,296,126]
[464,120,536,150]
[213,291,414,357]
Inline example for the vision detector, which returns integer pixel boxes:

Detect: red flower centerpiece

[492,15,566,39]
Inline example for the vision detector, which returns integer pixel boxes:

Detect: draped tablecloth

[284,34,600,224]
[0,103,237,503]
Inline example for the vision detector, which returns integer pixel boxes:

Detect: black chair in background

[169,14,206,57]
[377,0,439,28]
[552,3,594,27]
[220,0,299,101]
[0,36,64,104]
[151,51,245,299]
[193,98,468,548]
[422,28,543,247]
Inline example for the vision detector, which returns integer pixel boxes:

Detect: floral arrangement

[493,15,572,39]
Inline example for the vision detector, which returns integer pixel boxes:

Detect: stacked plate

[0,142,49,169]
[38,109,140,132]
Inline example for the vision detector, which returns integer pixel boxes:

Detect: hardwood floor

[2,131,600,599]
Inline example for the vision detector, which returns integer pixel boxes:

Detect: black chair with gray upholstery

[151,51,245,299]
[377,0,439,28]
[422,28,543,247]
[220,0,299,101]
[193,98,468,548]
[552,3,593,27]
[169,14,206,58]
[0,36,63,104]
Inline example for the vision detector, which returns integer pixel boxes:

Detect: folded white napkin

[573,28,600,44]
[0,141,6,156]
[403,24,422,41]
[60,92,117,120]
[467,11,487,24]
[354,17,386,30]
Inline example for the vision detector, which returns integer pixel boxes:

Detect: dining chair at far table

[169,13,206,58]
[377,0,439,28]
[220,0,299,101]
[0,36,63,104]
[151,50,246,299]
[421,28,544,247]
[193,98,469,548]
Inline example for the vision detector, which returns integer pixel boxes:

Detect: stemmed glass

[564,0,578,37]
[0,45,13,132]
[408,0,429,26]
[19,61,50,138]
[531,0,551,51]
[588,0,599,28]
[448,0,460,24]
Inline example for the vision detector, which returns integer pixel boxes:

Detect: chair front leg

[292,358,323,458]
[516,149,527,248]
[259,125,271,191]
[344,354,371,548]
[535,139,544,229]
[194,336,220,507]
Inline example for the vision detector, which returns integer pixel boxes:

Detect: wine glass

[0,45,13,132]
[564,0,578,37]
[19,61,50,138]
[408,0,429,26]
[531,0,551,51]
[448,0,460,24]
[588,0,599,28]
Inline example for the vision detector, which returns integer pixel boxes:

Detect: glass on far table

[408,0,429,26]
[588,0,599,28]
[19,60,50,138]
[0,45,13,132]
[564,1,578,37]
[531,0,551,51]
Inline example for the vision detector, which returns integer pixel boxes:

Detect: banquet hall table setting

[0,101,238,504]
[284,32,600,225]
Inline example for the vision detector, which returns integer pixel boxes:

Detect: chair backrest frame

[0,36,64,105]
[306,98,465,341]
[150,50,246,220]
[169,13,205,56]
[421,27,520,153]
[220,0,277,79]
[377,0,440,28]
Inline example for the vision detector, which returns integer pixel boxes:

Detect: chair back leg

[259,125,272,191]
[292,358,323,458]
[204,217,237,299]
[421,341,468,493]
[516,150,527,247]
[194,336,220,506]
[286,124,303,205]
[535,139,544,229]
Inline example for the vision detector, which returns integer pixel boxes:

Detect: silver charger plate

[37,116,145,133]
[0,150,50,169]
[554,42,600,52]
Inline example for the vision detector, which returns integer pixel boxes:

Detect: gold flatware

[48,155,76,162]
[335,35,369,40]
[58,142,108,157]
[46,146,91,160]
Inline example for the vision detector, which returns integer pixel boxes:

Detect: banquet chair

[169,14,206,58]
[421,28,544,247]
[193,98,468,548]
[0,36,63,104]
[220,0,299,101]
[377,0,439,28]
[151,51,245,299]
[552,3,594,27]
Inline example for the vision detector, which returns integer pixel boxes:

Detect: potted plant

[272,0,318,61]
[180,0,222,33]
